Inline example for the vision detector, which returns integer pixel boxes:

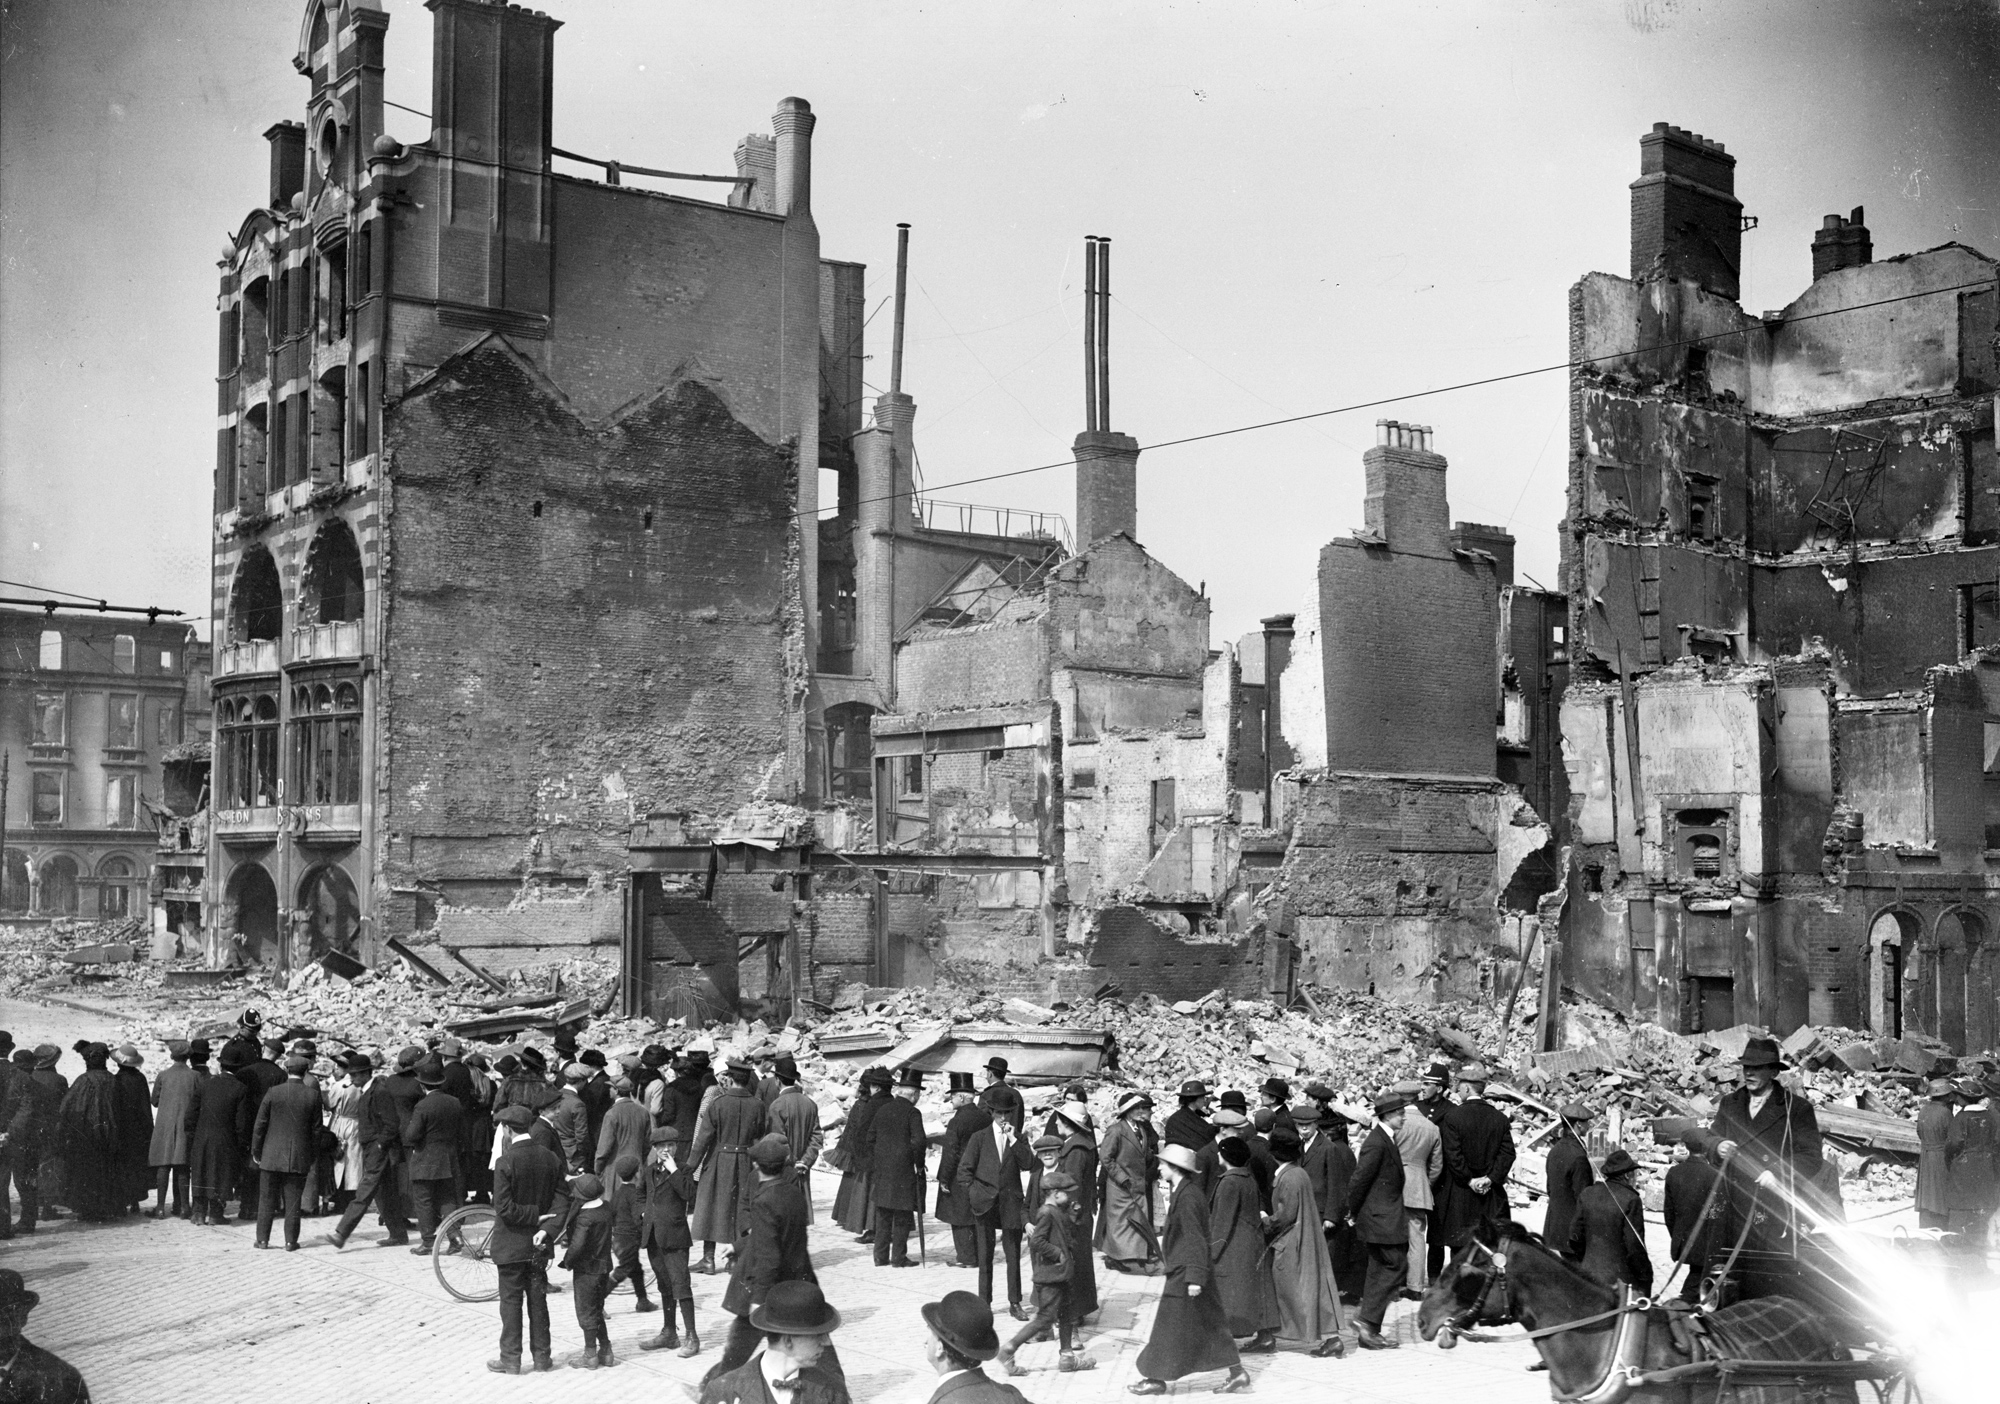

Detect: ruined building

[209,0,861,973]
[1560,123,2000,1050]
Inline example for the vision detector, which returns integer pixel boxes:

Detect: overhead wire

[786,274,1997,523]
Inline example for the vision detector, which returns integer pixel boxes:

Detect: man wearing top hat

[251,1054,324,1251]
[0,1268,88,1403]
[978,1058,1024,1135]
[1345,1089,1411,1350]
[700,1280,848,1404]
[936,1071,991,1268]
[866,1067,930,1267]
[920,1290,1034,1404]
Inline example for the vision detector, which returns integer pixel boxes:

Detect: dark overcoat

[1437,1097,1515,1248]
[491,1138,568,1266]
[690,1083,767,1242]
[935,1101,992,1226]
[1345,1124,1407,1245]
[251,1079,323,1175]
[955,1120,1032,1229]
[403,1088,463,1181]
[1542,1131,1595,1251]
[865,1093,928,1212]
[1567,1179,1652,1292]
[721,1174,815,1317]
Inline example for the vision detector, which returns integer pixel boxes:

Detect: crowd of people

[8,1011,1994,1399]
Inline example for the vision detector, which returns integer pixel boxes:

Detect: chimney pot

[1630,121,1742,300]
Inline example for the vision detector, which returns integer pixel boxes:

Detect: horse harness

[1446,1240,1654,1404]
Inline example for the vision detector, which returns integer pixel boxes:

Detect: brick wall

[378,340,801,923]
[1083,905,1264,1002]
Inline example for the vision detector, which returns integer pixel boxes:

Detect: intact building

[209,0,861,973]
[2,608,201,922]
[1559,123,2000,1050]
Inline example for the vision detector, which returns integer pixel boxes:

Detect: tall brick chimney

[1812,207,1872,280]
[1074,235,1138,544]
[1363,421,1450,554]
[265,121,306,209]
[1630,122,1742,301]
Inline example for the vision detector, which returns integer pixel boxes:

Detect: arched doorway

[1867,909,1920,1040]
[297,863,360,960]
[228,863,279,967]
[38,856,79,916]
[97,855,138,920]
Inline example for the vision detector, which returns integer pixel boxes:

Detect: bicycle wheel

[432,1203,500,1303]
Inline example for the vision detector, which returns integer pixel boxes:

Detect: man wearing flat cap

[405,1057,464,1255]
[867,1067,929,1269]
[921,1290,1034,1404]
[487,1104,569,1374]
[700,1280,847,1404]
[251,1054,324,1250]
[640,1126,700,1355]
[0,1269,89,1403]
[1344,1091,1410,1350]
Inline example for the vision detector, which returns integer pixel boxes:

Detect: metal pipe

[1083,237,1099,432]
[890,223,910,395]
[1097,237,1111,430]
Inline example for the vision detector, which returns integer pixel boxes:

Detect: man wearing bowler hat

[251,1054,324,1251]
[1164,1081,1215,1152]
[920,1290,1035,1403]
[1436,1062,1514,1263]
[1345,1089,1410,1350]
[978,1058,1024,1134]
[0,1269,88,1403]
[699,1280,847,1404]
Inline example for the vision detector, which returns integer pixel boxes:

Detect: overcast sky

[3,0,1996,645]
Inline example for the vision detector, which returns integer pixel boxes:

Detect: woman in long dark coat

[461,1052,497,1204]
[1054,1103,1102,1321]
[1208,1138,1279,1351]
[1131,1145,1251,1395]
[57,1045,123,1222]
[832,1069,885,1238]
[189,1047,254,1225]
[111,1045,154,1214]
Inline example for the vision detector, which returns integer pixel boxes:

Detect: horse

[1416,1224,1863,1404]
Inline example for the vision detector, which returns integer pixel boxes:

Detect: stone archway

[297,863,360,960]
[227,863,280,967]
[1866,908,1921,1041]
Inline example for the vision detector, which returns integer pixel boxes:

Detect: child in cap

[554,1173,616,1369]
[606,1152,655,1313]
[998,1170,1090,1375]
[638,1126,701,1357]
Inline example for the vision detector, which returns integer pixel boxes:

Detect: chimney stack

[1812,206,1872,280]
[1630,122,1742,301]
[1363,421,1450,554]
[1074,235,1138,545]
[265,121,306,210]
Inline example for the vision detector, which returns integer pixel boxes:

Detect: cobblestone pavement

[9,1168,1558,1404]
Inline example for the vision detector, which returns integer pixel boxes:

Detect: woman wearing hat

[1266,1129,1345,1356]
[1566,1148,1652,1295]
[699,1280,845,1404]
[832,1068,887,1242]
[56,1044,122,1222]
[111,1045,153,1216]
[1944,1070,2000,1246]
[1915,1078,1956,1230]
[1098,1092,1159,1275]
[1129,1143,1251,1395]
[1053,1103,1101,1321]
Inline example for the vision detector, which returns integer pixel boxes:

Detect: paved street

[9,1165,1553,1404]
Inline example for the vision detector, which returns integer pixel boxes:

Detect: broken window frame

[113,634,136,674]
[97,856,135,918]
[104,773,139,829]
[106,693,141,751]
[217,689,281,809]
[32,692,67,747]
[30,770,64,827]
[290,678,362,806]
[38,630,62,670]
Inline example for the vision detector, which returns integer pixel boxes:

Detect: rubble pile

[0,918,157,999]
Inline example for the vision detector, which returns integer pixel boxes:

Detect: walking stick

[918,1209,928,1264]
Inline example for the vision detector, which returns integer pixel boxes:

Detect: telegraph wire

[788,274,1998,523]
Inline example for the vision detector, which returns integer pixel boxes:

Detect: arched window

[1867,910,1921,1041]
[113,634,136,674]
[300,519,365,624]
[230,547,284,643]
[38,856,79,916]
[38,630,62,670]
[98,855,135,918]
[218,689,280,807]
[292,678,361,804]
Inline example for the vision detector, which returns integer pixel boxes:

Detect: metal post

[1083,237,1099,433]
[890,223,909,395]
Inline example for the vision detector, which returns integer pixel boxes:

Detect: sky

[3,0,1996,645]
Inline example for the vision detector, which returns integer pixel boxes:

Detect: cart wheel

[432,1203,500,1303]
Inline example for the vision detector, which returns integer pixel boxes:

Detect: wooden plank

[448,947,510,994]
[384,936,453,987]
[1815,1103,1920,1156]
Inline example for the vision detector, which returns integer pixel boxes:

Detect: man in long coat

[1131,1144,1250,1395]
[1296,1103,1362,1303]
[1709,1036,1828,1252]
[867,1067,929,1268]
[326,1052,411,1248]
[1915,1079,1955,1230]
[1436,1064,1514,1260]
[1413,1061,1457,1282]
[1542,1101,1596,1256]
[404,1057,464,1254]
[487,1104,569,1374]
[1393,1085,1444,1297]
[1568,1148,1651,1293]
[936,1073,989,1267]
[251,1055,323,1250]
[690,1058,767,1274]
[148,1039,201,1219]
[1097,1091,1158,1273]
[1267,1129,1344,1355]
[956,1078,1032,1309]
[1207,1138,1278,1351]
[595,1076,651,1175]
[1663,1128,1723,1303]
[111,1045,152,1215]
[1344,1091,1409,1350]
[190,1045,253,1225]
[1164,1083,1215,1152]
[766,1064,824,1224]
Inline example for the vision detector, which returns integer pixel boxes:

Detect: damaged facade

[209,0,856,977]
[1559,123,2000,1051]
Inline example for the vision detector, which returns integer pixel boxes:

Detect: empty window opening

[900,754,925,797]
[242,277,270,367]
[1962,583,2000,655]
[532,500,543,517]
[219,304,240,373]
[824,702,876,803]
[38,630,62,670]
[106,694,140,750]
[98,856,135,917]
[353,362,372,457]
[113,634,135,674]
[314,368,347,479]
[301,519,365,624]
[31,772,64,826]
[1687,835,1723,879]
[218,422,239,512]
[240,402,268,501]
[1684,346,1710,392]
[229,547,284,643]
[157,704,180,747]
[322,244,348,338]
[1688,489,1712,540]
[38,856,78,914]
[292,679,362,804]
[355,224,373,300]
[31,693,65,746]
[218,691,281,808]
[105,775,137,829]
[643,511,654,531]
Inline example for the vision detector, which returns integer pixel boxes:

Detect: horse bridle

[1449,1238,1649,1343]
